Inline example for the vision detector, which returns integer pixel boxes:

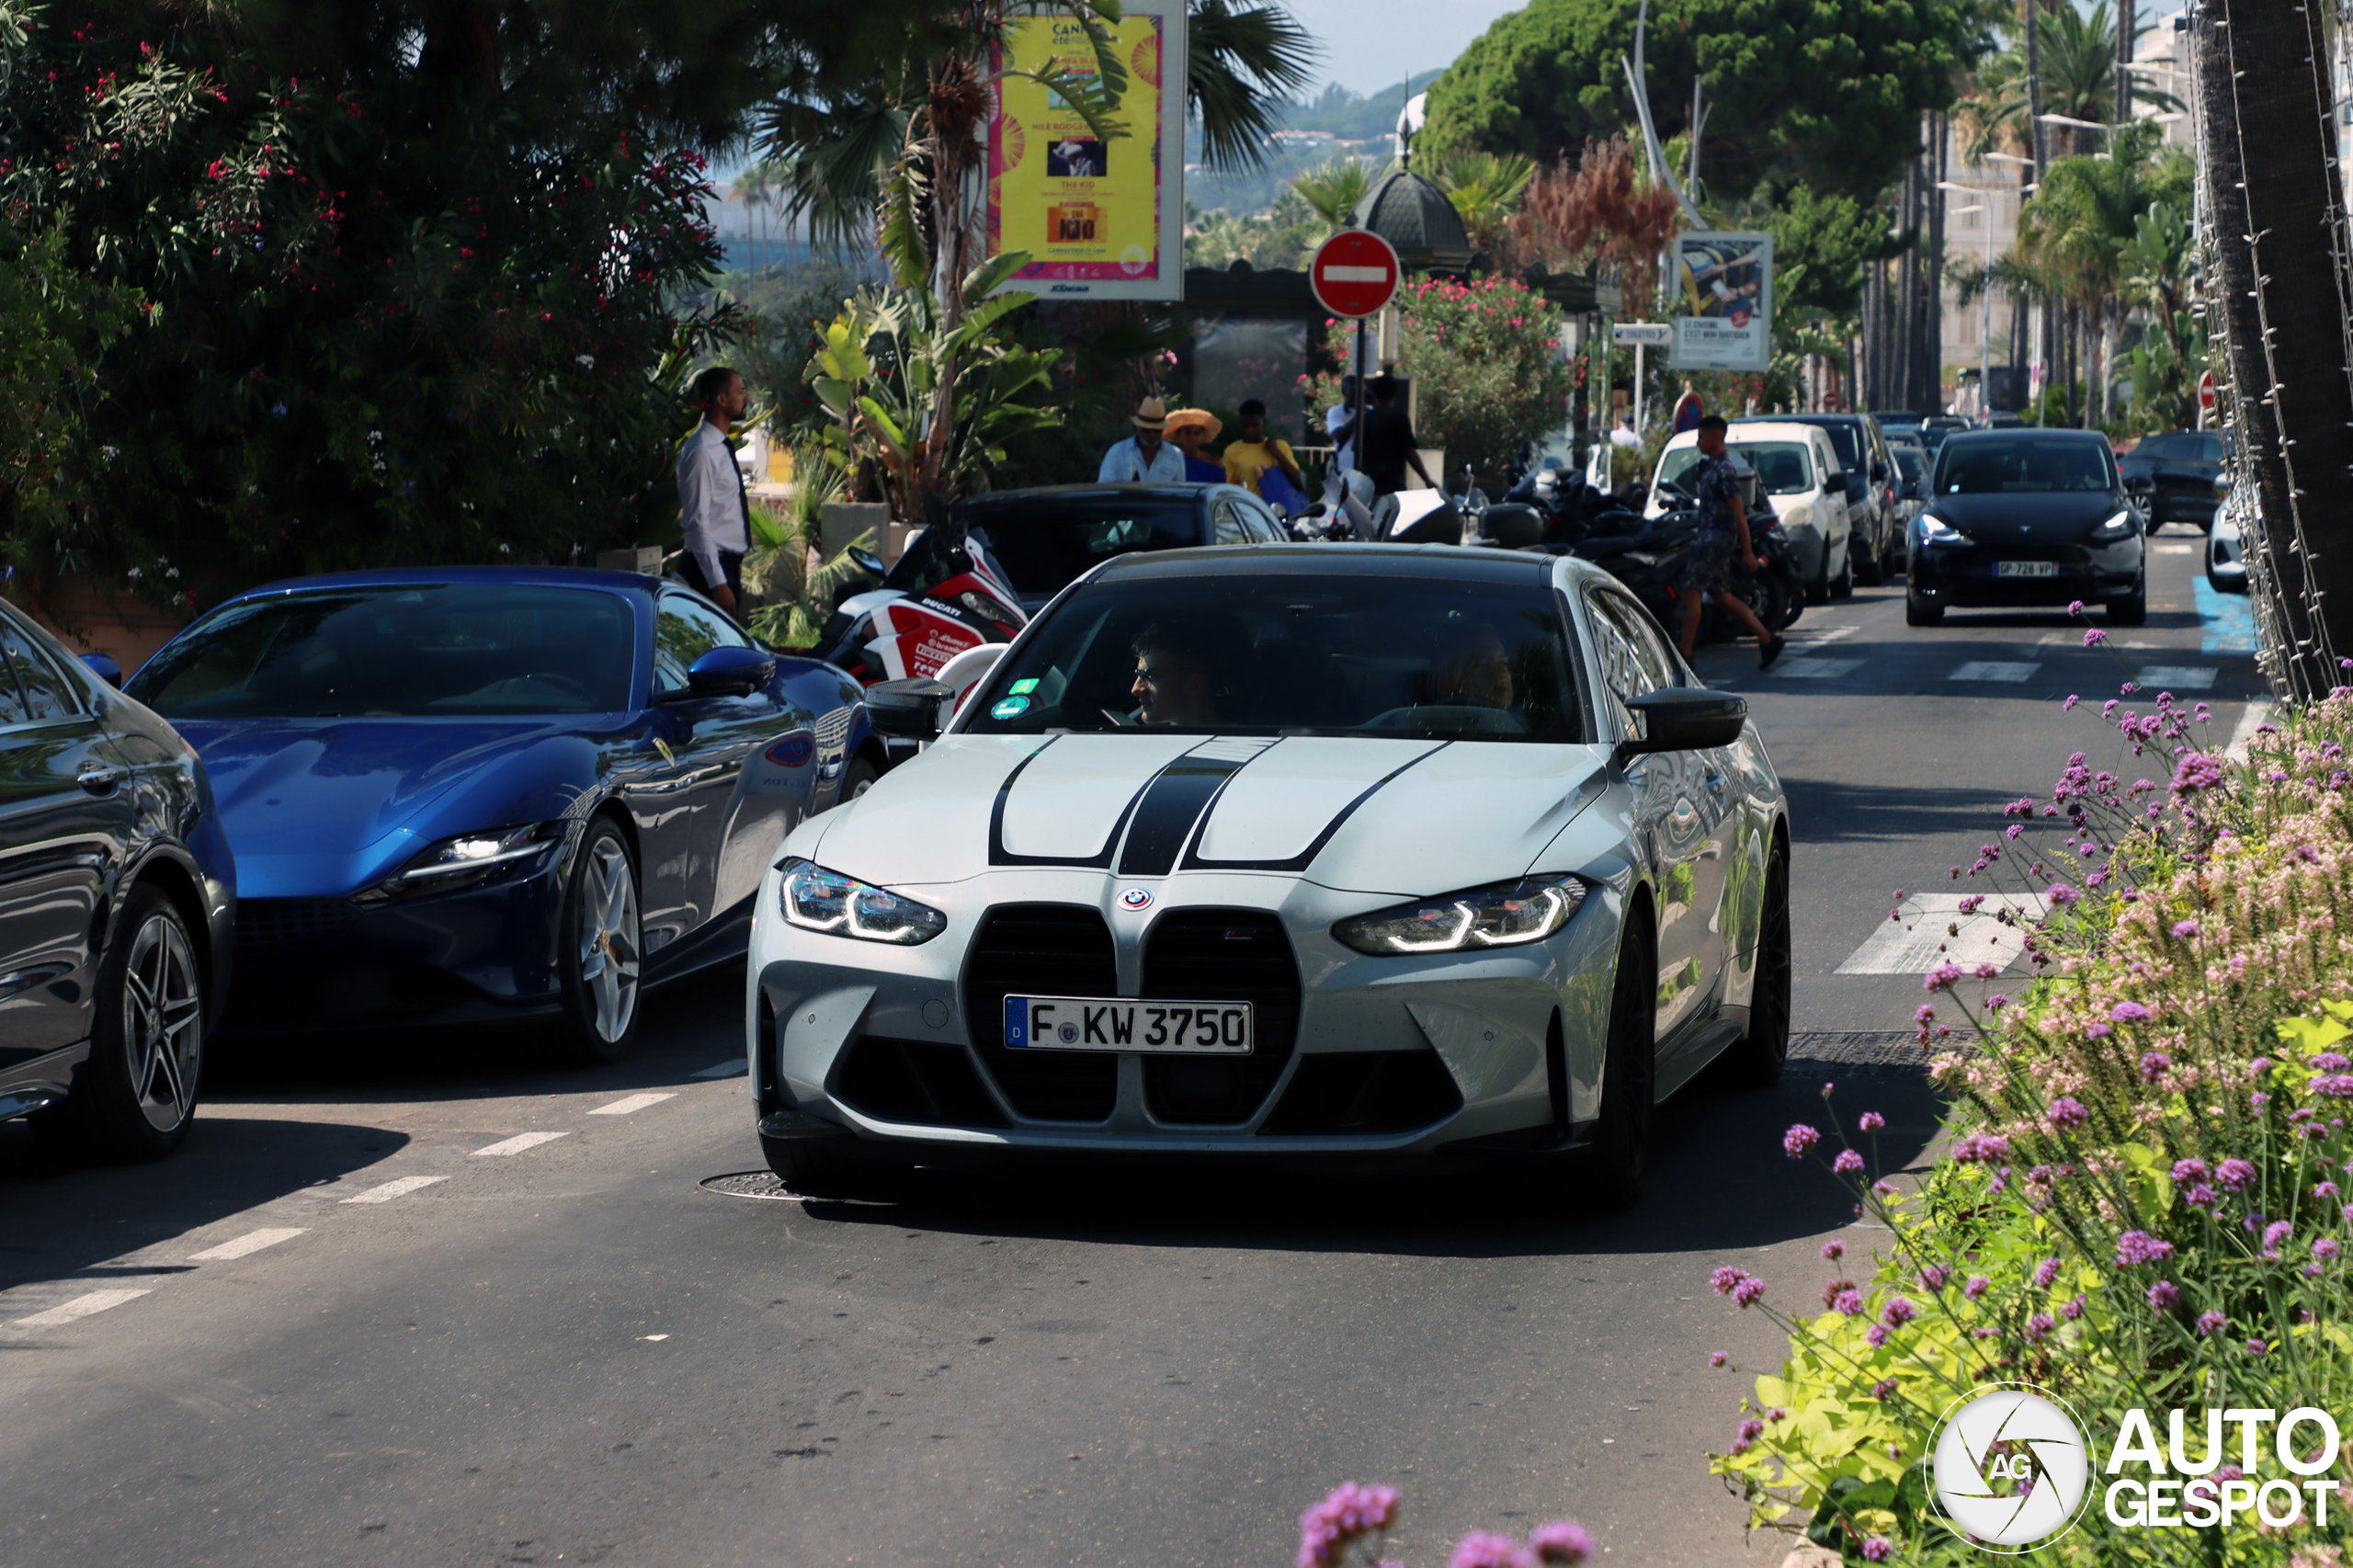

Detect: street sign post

[1610,323,1673,434]
[1313,230,1404,488]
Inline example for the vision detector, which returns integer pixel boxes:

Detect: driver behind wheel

[1427,620,1516,710]
[1130,622,1224,727]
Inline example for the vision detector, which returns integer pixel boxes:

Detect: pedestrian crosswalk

[1836,893,2048,976]
[2136,665,2218,690]
[1948,661,2038,683]
[1771,656,1864,679]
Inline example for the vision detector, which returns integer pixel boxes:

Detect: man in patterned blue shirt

[1677,415,1787,666]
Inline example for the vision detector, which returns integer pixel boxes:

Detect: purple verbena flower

[1859,1111,1886,1132]
[1732,1276,1767,1308]
[1821,1240,1846,1261]
[2313,1238,2341,1262]
[1951,1132,2011,1164]
[1881,1297,1916,1328]
[1298,1483,1403,1568]
[2141,1052,2171,1084]
[2025,1312,2055,1343]
[1529,1521,1594,1565]
[2218,1157,2256,1189]
[1835,1149,1865,1175]
[1449,1530,1535,1568]
[2033,1256,2062,1290]
[1964,1275,1990,1300]
[2110,1001,2150,1024]
[2048,1097,2089,1131]
[1861,1539,1893,1563]
[1708,1350,1729,1368]
[2198,1311,2227,1336]
[1923,962,1964,992]
[1783,1123,1821,1158]
[2147,1279,2179,1311]
[2172,919,2200,940]
[2115,1231,2176,1267]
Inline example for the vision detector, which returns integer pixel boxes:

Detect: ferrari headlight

[1334,874,1588,956]
[2090,508,2134,540]
[776,857,946,945]
[356,822,564,903]
[1919,513,1969,544]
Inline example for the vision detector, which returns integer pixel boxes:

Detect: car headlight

[1919,513,1969,544]
[354,822,565,903]
[776,857,947,945]
[2090,508,2135,540]
[1333,874,1588,956]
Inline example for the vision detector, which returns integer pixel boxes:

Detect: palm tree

[1962,0,2180,163]
[2016,122,2176,424]
[1290,157,1376,232]
[1428,150,1535,255]
[730,162,773,273]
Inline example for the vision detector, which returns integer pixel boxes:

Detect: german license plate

[1995,560,2057,577]
[1004,995,1254,1054]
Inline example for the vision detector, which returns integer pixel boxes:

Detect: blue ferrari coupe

[125,569,875,1061]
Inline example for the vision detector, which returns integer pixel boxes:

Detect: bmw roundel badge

[1119,887,1153,910]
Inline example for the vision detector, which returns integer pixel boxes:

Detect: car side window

[1236,496,1284,541]
[1211,497,1249,545]
[1585,588,1671,733]
[0,619,77,722]
[2138,436,2177,461]
[653,593,749,695]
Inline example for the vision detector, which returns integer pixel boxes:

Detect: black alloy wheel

[2107,584,2148,627]
[839,755,880,804]
[1574,922,1656,1210]
[1729,846,1791,1086]
[1904,578,1945,626]
[33,884,205,1163]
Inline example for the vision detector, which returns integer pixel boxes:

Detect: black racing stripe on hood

[1180,741,1450,874]
[987,736,1148,869]
[1114,750,1259,877]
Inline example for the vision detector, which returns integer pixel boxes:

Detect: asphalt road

[0,535,2263,1568]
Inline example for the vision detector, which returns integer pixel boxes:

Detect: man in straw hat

[1163,406,1226,483]
[1097,395,1188,484]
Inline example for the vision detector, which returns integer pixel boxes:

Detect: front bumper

[223,844,573,1031]
[1908,537,2143,607]
[745,868,1624,1158]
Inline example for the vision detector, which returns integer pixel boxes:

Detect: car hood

[1925,490,2128,540]
[808,732,1609,897]
[175,716,615,897]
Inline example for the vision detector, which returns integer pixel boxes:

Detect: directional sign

[1611,323,1674,347]
[1310,229,1402,319]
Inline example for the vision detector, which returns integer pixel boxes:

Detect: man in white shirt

[1097,396,1187,484]
[676,365,752,615]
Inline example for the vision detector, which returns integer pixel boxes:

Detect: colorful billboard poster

[1671,231,1773,372]
[986,0,1185,301]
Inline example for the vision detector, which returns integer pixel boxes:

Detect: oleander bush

[1710,652,2353,1564]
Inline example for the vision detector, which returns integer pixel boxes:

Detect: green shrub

[1711,671,2353,1564]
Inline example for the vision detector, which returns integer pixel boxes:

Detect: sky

[1283,0,1516,97]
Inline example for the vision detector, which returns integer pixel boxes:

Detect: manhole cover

[699,1170,803,1200]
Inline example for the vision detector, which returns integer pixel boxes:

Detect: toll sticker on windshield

[1009,678,1040,696]
[991,696,1031,720]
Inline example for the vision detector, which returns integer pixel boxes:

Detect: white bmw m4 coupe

[745,544,1792,1207]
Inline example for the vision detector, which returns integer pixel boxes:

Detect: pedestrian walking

[1164,408,1228,483]
[1220,399,1308,506]
[1098,396,1187,484]
[1358,376,1437,496]
[676,364,752,617]
[1677,415,1785,667]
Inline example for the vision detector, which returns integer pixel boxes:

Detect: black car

[886,483,1290,613]
[0,599,236,1160]
[1907,429,2146,627]
[1734,414,1901,585]
[2118,429,2234,532]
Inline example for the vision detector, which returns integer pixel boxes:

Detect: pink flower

[2217,1157,2256,1189]
[2110,1001,2150,1024]
[1834,1149,1865,1174]
[1708,1350,1729,1367]
[1859,1111,1886,1132]
[2115,1231,2174,1266]
[2047,1097,2089,1131]
[2033,1256,2062,1290]
[1951,1131,2010,1164]
[1732,1276,1767,1308]
[1783,1123,1821,1158]
[1861,1540,1893,1562]
[1529,1521,1594,1564]
[1821,1240,1845,1261]
[1299,1483,1402,1568]
[1449,1530,1535,1568]
[1964,1275,1990,1300]
[2197,1311,2227,1335]
[2147,1279,2178,1310]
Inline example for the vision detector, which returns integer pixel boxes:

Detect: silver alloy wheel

[122,911,202,1133]
[576,837,642,1043]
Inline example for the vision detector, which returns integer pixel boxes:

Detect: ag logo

[1118,887,1153,910]
[1927,1383,2092,1551]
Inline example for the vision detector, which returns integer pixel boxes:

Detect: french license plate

[1995,560,2058,578]
[1004,995,1253,1054]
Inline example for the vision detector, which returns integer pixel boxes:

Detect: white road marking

[2035,632,2157,648]
[1770,657,1864,679]
[342,1175,447,1204]
[1785,624,1859,643]
[588,1092,676,1116]
[1836,893,2049,976]
[1948,661,2039,683]
[2226,699,2277,759]
[10,1288,151,1331]
[2154,544,2196,555]
[691,1059,748,1079]
[642,1334,671,1342]
[2135,665,2219,691]
[472,1131,572,1157]
[188,1227,307,1262]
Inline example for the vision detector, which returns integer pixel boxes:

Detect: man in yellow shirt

[1221,399,1307,506]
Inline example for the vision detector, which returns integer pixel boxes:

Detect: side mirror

[1621,687,1748,756]
[662,644,776,701]
[848,547,887,578]
[80,653,123,688]
[866,677,957,742]
[1870,460,1889,483]
[1823,471,1850,493]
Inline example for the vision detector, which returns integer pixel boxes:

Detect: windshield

[1893,447,1927,481]
[964,575,1586,743]
[1658,441,1815,497]
[129,585,638,718]
[1775,420,1862,467]
[1936,437,2119,495]
[893,500,1199,599]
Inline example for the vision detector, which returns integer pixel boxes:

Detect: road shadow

[761,1061,1948,1262]
[202,958,746,1108]
[1779,776,2010,846]
[0,1115,410,1297]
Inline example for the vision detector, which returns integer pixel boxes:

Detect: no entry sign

[1311,229,1402,319]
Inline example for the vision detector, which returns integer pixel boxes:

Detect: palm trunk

[2193,0,2353,698]
[1926,112,1947,413]
[2024,0,2048,416]
[2115,0,2133,127]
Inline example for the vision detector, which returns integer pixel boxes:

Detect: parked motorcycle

[812,528,1028,686]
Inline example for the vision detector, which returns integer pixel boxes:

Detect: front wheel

[1905,583,1945,626]
[1852,526,1883,586]
[1727,846,1790,1086]
[1828,545,1854,600]
[2107,586,2148,627]
[32,884,205,1162]
[554,820,643,1064]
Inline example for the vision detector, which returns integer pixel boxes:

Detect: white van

[1645,423,1857,603]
